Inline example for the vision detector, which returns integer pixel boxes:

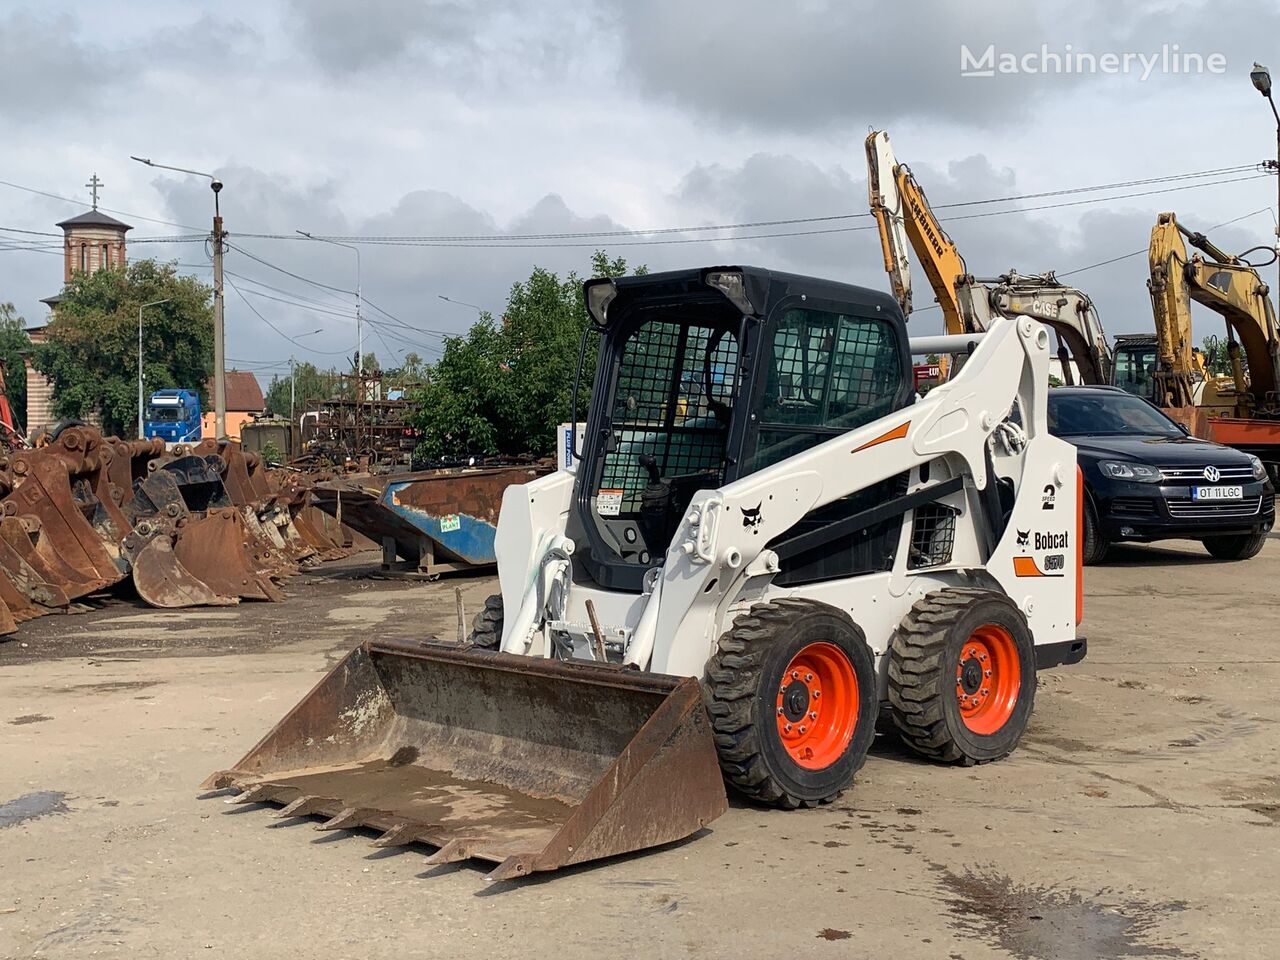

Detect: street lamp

[296,231,362,376]
[437,294,484,314]
[137,297,172,439]
[131,154,228,439]
[289,329,324,422]
[1250,62,1280,310]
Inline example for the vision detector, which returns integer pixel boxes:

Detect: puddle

[10,714,52,725]
[0,791,69,829]
[938,869,1190,959]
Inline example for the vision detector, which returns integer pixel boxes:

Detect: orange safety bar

[1075,466,1084,626]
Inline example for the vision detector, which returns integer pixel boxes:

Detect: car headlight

[1099,461,1163,482]
[1248,454,1267,480]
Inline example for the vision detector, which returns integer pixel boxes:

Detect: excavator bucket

[121,520,237,609]
[173,508,284,602]
[204,642,728,880]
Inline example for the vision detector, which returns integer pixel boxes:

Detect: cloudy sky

[1,0,1278,386]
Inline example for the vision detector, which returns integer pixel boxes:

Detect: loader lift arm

[866,130,1113,384]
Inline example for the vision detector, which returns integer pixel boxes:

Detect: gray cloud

[284,0,479,75]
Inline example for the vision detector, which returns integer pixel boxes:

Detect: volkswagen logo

[1203,465,1220,482]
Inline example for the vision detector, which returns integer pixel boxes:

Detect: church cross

[86,173,104,209]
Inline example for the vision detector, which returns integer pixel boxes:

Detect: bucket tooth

[316,807,372,832]
[486,855,534,883]
[425,838,483,864]
[371,823,424,848]
[276,795,328,819]
[234,784,277,804]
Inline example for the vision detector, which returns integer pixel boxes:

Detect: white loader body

[495,314,1080,687]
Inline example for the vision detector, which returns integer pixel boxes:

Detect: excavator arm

[1146,213,1200,408]
[985,272,1114,385]
[866,130,970,333]
[866,131,1112,384]
[1149,211,1280,415]
[1181,230,1280,412]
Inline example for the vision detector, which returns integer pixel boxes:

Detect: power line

[0,178,203,230]
[232,163,1262,244]
[225,275,358,356]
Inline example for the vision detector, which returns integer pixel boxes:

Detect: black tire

[1082,494,1109,565]
[888,588,1035,766]
[1201,531,1268,561]
[702,598,878,809]
[467,593,503,649]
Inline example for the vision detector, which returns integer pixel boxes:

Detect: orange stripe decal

[853,420,910,452]
[1013,555,1065,578]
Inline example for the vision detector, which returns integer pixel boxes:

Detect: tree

[33,260,213,437]
[409,251,641,459]
[264,361,339,419]
[0,303,31,431]
[1200,335,1236,377]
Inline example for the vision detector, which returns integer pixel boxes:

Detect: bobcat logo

[1016,529,1030,548]
[741,503,763,529]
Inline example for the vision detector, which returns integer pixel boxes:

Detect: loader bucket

[204,642,728,881]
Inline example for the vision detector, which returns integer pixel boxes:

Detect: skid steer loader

[208,266,1084,880]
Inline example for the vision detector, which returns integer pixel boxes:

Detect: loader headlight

[704,270,756,315]
[584,279,618,327]
[1248,454,1267,480]
[1099,461,1163,483]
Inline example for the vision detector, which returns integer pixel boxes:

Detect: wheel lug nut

[785,724,792,732]
[981,688,989,696]
[791,671,798,679]
[809,711,817,720]
[805,673,813,682]
[812,691,820,698]
[984,670,992,677]
[777,707,784,715]
[799,726,807,734]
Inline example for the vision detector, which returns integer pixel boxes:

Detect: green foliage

[1200,335,1235,376]
[33,260,213,437]
[259,439,283,464]
[0,303,31,430]
[409,252,642,459]
[264,361,340,419]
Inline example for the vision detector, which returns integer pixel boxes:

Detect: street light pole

[131,156,227,438]
[137,297,172,439]
[1250,62,1280,312]
[296,231,362,376]
[437,294,484,314]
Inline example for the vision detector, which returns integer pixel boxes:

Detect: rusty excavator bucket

[204,642,727,881]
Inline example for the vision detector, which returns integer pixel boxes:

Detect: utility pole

[1250,63,1280,313]
[289,356,296,422]
[137,298,172,439]
[130,156,227,438]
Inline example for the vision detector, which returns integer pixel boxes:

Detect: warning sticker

[439,514,461,533]
[597,489,624,517]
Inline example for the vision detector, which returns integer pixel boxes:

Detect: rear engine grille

[1166,496,1262,519]
[1110,497,1157,517]
[1158,464,1255,482]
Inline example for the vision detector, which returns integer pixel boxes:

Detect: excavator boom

[865,130,969,332]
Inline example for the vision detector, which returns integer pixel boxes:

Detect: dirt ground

[2,538,1279,960]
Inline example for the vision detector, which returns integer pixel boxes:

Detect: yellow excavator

[866,130,1113,386]
[1140,211,1280,472]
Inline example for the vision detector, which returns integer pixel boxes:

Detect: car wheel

[1201,531,1268,561]
[1082,495,1109,565]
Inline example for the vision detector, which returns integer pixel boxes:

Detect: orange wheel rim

[956,624,1021,735]
[775,642,859,770]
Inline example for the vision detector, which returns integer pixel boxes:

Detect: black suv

[1048,386,1275,563]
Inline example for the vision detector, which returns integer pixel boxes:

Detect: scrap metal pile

[0,424,367,636]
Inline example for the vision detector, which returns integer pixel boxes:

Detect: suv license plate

[1192,485,1243,500]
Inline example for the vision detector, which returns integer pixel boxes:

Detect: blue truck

[144,388,202,443]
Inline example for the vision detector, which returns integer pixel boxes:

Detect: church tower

[27,175,132,435]
[55,174,131,282]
